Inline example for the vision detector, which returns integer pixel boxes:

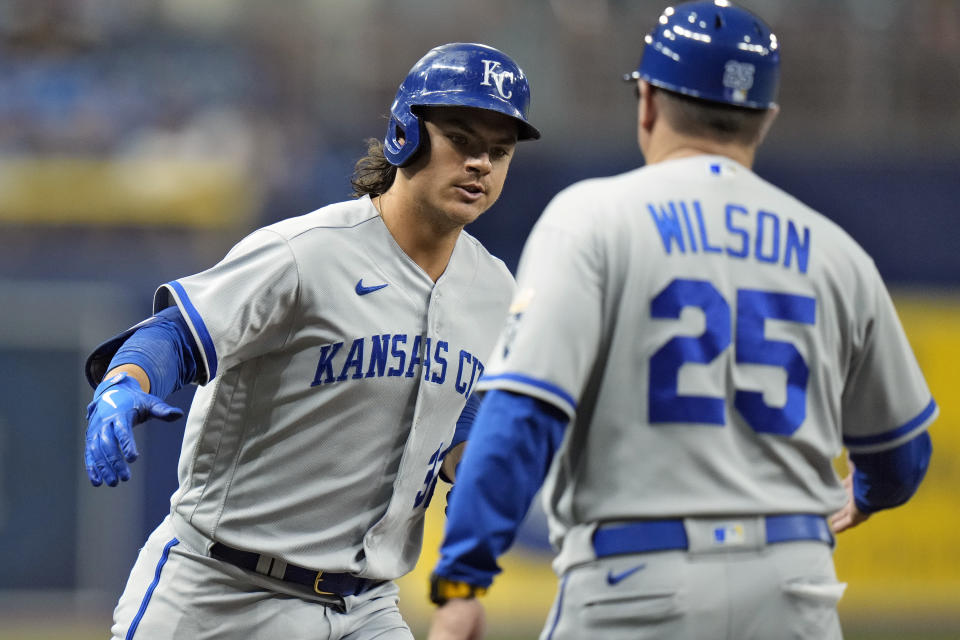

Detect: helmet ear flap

[384,108,422,167]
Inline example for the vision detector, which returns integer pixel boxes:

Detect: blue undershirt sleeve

[452,392,481,449]
[106,306,201,400]
[433,389,568,588]
[439,392,483,483]
[850,430,932,514]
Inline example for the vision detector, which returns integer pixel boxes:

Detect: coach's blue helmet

[384,42,540,166]
[626,0,780,109]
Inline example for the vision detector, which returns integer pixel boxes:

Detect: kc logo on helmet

[481,60,515,99]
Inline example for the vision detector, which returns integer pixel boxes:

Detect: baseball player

[427,4,936,640]
[82,42,540,640]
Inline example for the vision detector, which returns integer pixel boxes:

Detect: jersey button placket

[430,290,441,333]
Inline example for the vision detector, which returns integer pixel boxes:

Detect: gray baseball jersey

[477,155,936,561]
[154,195,513,579]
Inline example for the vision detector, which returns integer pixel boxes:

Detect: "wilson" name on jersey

[648,200,811,274]
[310,334,484,397]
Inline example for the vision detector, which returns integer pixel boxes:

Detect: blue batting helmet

[626,0,780,109]
[384,42,541,167]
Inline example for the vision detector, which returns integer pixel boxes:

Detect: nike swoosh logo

[606,563,646,586]
[102,389,119,409]
[355,279,389,296]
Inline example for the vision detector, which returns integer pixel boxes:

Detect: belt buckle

[684,516,765,553]
[313,570,336,596]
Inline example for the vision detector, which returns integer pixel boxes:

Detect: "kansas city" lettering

[310,333,483,397]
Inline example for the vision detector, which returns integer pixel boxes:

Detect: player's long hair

[657,89,769,146]
[351,138,397,198]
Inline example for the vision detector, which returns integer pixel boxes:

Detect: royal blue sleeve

[452,392,481,449]
[439,392,483,483]
[106,306,201,400]
[432,389,568,588]
[850,430,932,514]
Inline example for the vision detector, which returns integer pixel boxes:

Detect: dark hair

[350,138,397,198]
[656,88,769,146]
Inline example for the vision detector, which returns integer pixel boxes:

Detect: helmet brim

[412,102,541,141]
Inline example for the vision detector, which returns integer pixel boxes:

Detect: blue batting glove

[84,372,184,487]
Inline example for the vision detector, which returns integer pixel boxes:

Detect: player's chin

[447,194,493,225]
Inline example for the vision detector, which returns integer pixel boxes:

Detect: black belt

[210,542,382,598]
[593,514,833,557]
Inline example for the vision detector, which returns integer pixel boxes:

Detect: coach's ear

[756,104,780,146]
[638,81,658,134]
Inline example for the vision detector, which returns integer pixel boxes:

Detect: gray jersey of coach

[479,156,937,572]
[130,197,512,579]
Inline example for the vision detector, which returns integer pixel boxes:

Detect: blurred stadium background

[0,0,957,638]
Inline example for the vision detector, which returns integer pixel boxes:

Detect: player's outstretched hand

[427,598,486,640]
[84,372,184,487]
[830,470,870,534]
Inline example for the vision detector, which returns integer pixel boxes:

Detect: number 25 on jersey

[649,278,816,436]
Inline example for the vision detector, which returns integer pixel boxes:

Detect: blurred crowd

[0,0,957,225]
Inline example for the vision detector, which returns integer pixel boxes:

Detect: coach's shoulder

[533,169,640,238]
[559,166,643,197]
[548,167,642,211]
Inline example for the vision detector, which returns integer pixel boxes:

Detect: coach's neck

[636,81,778,169]
[642,130,759,169]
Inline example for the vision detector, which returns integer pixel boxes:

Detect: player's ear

[755,104,780,146]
